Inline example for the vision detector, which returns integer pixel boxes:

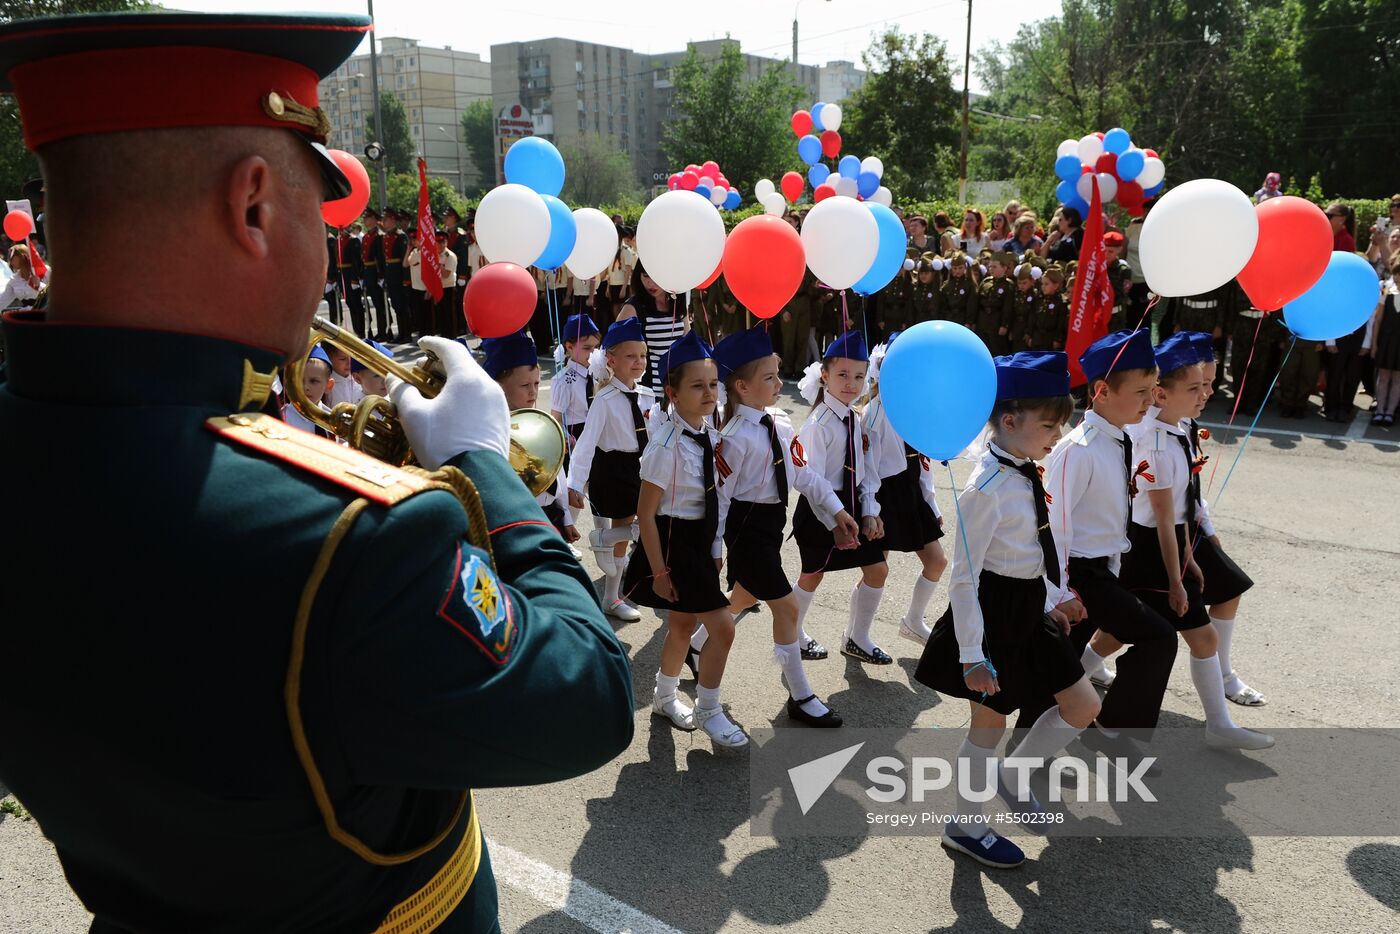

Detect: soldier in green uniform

[908,258,942,324]
[0,13,634,934]
[781,267,817,377]
[974,250,1015,354]
[876,251,916,336]
[1007,261,1039,349]
[691,275,738,344]
[1028,264,1070,350]
[1225,281,1284,415]
[939,252,977,327]
[1100,231,1134,333]
[1169,281,1234,393]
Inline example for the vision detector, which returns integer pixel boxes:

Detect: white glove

[386,336,510,469]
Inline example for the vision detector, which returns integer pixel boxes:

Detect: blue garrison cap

[995,351,1070,401]
[657,330,713,386]
[602,316,645,349]
[1154,332,1201,377]
[823,329,868,363]
[350,339,392,373]
[481,331,539,379]
[562,313,601,343]
[1184,331,1217,365]
[307,344,332,368]
[1079,329,1155,383]
[712,325,775,378]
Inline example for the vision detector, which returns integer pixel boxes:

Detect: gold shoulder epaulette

[205,413,434,506]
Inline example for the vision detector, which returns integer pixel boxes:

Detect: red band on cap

[11,45,322,149]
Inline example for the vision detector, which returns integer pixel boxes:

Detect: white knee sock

[1003,707,1082,801]
[954,736,996,837]
[602,570,621,606]
[793,585,817,644]
[904,574,939,635]
[690,625,709,653]
[1080,643,1108,678]
[1212,615,1244,693]
[1189,653,1237,730]
[776,642,828,717]
[846,582,885,652]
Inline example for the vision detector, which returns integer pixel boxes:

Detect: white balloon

[1096,172,1118,202]
[563,207,620,279]
[1138,179,1258,298]
[698,175,715,190]
[1076,173,1095,203]
[872,186,893,207]
[636,189,727,294]
[860,155,884,179]
[1056,138,1079,159]
[1076,133,1104,166]
[834,176,858,198]
[800,196,878,290]
[1138,156,1166,189]
[475,183,551,266]
[761,192,786,216]
[709,186,727,206]
[755,178,776,199]
[822,103,843,132]
[902,258,915,271]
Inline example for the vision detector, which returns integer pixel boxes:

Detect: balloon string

[1210,336,1294,512]
[1206,312,1266,495]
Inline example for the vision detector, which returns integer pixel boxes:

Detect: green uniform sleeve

[330,451,634,790]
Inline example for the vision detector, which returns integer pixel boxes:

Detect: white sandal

[652,694,695,730]
[694,706,749,748]
[1225,684,1268,707]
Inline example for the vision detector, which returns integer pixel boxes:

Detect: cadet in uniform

[1226,281,1282,415]
[333,224,366,337]
[1102,232,1135,333]
[380,207,411,343]
[974,250,1015,354]
[781,268,817,378]
[939,252,977,327]
[361,208,389,341]
[908,257,942,324]
[0,13,634,934]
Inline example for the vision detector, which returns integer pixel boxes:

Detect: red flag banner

[1064,177,1114,387]
[417,158,444,303]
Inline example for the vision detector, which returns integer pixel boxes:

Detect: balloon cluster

[458,137,622,336]
[665,159,743,211]
[1053,128,1166,220]
[767,102,892,212]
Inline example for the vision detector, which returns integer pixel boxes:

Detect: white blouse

[567,380,657,495]
[1128,410,1192,527]
[794,395,881,525]
[640,413,720,535]
[1044,409,1134,597]
[551,359,593,427]
[863,396,941,519]
[715,403,840,543]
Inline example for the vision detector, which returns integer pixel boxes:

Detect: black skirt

[587,448,641,519]
[1190,533,1254,606]
[724,500,792,601]
[1120,523,1211,631]
[791,494,885,574]
[874,454,944,553]
[622,514,729,614]
[914,570,1083,716]
[1374,295,1400,371]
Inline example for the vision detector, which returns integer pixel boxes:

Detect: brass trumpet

[284,318,566,497]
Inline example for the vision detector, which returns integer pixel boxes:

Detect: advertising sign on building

[495,103,534,184]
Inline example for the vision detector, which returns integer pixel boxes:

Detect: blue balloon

[1283,252,1383,341]
[1102,127,1132,155]
[723,190,742,210]
[534,194,576,270]
[1117,149,1145,181]
[503,137,566,197]
[852,203,906,297]
[1064,194,1091,220]
[1055,154,1083,183]
[1056,180,1077,205]
[838,154,861,179]
[808,163,831,188]
[811,101,827,132]
[1145,182,1164,198]
[857,170,880,198]
[797,134,822,165]
[694,185,711,201]
[881,321,996,461]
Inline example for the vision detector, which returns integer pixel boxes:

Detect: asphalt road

[4,378,1398,933]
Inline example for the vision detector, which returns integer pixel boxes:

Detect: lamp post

[792,0,831,87]
[367,0,387,212]
[957,0,972,204]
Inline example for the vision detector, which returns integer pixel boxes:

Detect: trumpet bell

[509,408,568,497]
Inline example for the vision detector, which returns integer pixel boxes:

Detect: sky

[173,0,1062,93]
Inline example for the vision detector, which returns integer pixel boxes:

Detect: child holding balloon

[914,351,1098,869]
[568,316,655,621]
[621,332,750,747]
[791,331,890,664]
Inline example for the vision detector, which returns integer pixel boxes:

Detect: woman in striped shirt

[612,258,687,390]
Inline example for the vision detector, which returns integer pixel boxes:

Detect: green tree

[366,91,415,175]
[664,42,803,198]
[558,133,642,206]
[368,171,466,220]
[460,99,496,195]
[841,27,962,201]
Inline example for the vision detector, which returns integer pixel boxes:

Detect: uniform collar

[735,402,768,424]
[1,310,284,412]
[566,357,589,373]
[1083,408,1126,441]
[822,395,854,420]
[987,440,1031,466]
[1148,406,1188,437]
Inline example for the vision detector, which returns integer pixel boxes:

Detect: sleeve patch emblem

[438,544,516,666]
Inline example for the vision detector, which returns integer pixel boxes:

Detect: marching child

[550,313,603,458]
[568,316,654,620]
[687,326,850,727]
[974,251,1014,354]
[864,333,948,645]
[621,332,750,747]
[940,252,977,328]
[1119,334,1273,748]
[914,351,1100,869]
[483,331,578,545]
[282,344,334,437]
[349,339,393,398]
[791,332,889,665]
[322,343,364,409]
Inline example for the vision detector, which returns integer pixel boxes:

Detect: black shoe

[684,646,700,680]
[800,637,829,660]
[841,638,893,665]
[787,695,843,727]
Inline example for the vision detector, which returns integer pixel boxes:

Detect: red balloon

[780,171,804,203]
[813,184,836,203]
[667,173,682,190]
[722,215,805,319]
[321,150,371,228]
[699,261,723,290]
[685,164,700,175]
[1081,165,1094,176]
[1125,203,1145,218]
[679,171,699,191]
[1093,131,1105,140]
[1144,148,1158,159]
[463,262,538,337]
[701,160,720,180]
[716,175,729,188]
[1236,196,1334,312]
[1117,180,1144,209]
[1095,152,1118,176]
[820,129,842,158]
[3,209,34,241]
[791,109,813,137]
